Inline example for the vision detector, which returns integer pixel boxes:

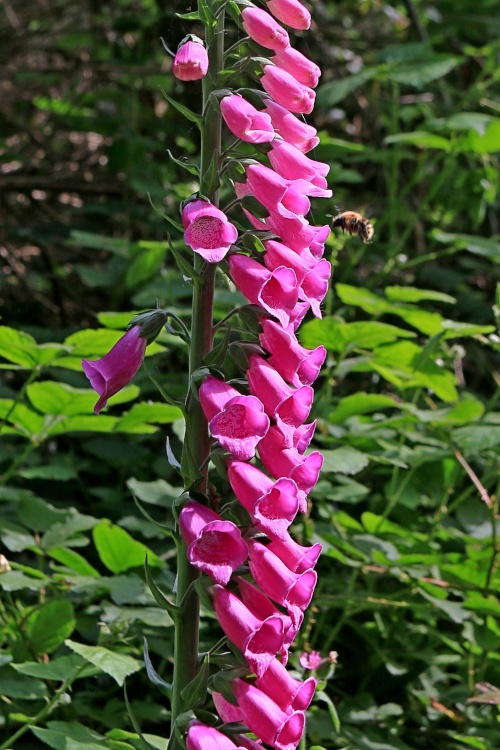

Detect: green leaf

[387,54,462,87]
[65,641,142,686]
[329,394,400,423]
[301,318,414,353]
[432,230,500,263]
[116,402,183,432]
[179,657,209,711]
[321,447,370,475]
[0,326,67,368]
[452,424,500,452]
[127,477,180,507]
[316,67,382,107]
[385,286,456,304]
[93,521,163,573]
[26,600,76,655]
[32,721,107,750]
[125,243,168,289]
[0,665,47,699]
[47,547,100,576]
[13,654,97,681]
[68,231,130,256]
[166,149,200,177]
[160,89,203,127]
[27,382,98,415]
[384,131,451,151]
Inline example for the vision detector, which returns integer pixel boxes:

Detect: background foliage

[1,1,499,749]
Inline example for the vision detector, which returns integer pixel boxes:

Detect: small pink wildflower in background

[182,198,238,263]
[299,650,323,670]
[172,38,208,81]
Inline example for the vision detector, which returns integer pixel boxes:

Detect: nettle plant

[82,1,333,748]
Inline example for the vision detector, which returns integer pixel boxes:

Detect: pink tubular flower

[242,7,290,51]
[172,39,209,81]
[82,326,146,414]
[248,539,317,620]
[178,499,248,586]
[182,199,238,263]
[265,212,330,256]
[212,585,285,677]
[267,531,322,573]
[232,678,305,750]
[186,722,247,750]
[261,65,315,115]
[199,375,269,460]
[256,657,317,711]
[269,139,329,188]
[229,255,298,328]
[220,94,275,144]
[272,47,321,88]
[266,0,311,30]
[264,100,319,153]
[257,425,324,511]
[228,460,299,540]
[212,692,245,724]
[244,163,311,218]
[247,355,314,447]
[260,319,326,387]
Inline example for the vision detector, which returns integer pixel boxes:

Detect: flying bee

[331,211,374,244]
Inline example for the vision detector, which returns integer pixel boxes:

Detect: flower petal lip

[209,395,270,460]
[82,325,147,414]
[182,199,238,263]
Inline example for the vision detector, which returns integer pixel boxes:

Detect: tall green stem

[169,4,225,746]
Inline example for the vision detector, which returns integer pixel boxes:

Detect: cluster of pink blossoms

[181,2,332,749]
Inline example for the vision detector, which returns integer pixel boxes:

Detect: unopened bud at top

[172,35,208,81]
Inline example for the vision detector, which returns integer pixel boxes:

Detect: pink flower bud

[256,657,316,711]
[82,326,147,414]
[186,722,250,750]
[259,318,326,387]
[248,539,317,619]
[272,46,320,88]
[220,94,275,143]
[266,0,311,30]
[247,355,314,447]
[182,198,238,263]
[172,39,209,82]
[242,7,290,51]
[261,65,315,114]
[231,678,305,750]
[264,100,319,153]
[212,585,285,677]
[257,425,324,511]
[228,459,299,540]
[228,255,298,328]
[199,375,269,460]
[267,530,322,573]
[269,140,329,188]
[178,499,248,586]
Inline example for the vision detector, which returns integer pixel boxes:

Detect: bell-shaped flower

[172,38,209,81]
[199,375,269,460]
[257,425,324,511]
[259,319,326,387]
[266,0,311,30]
[212,692,245,724]
[227,460,299,540]
[263,240,331,318]
[269,140,329,189]
[229,255,298,328]
[186,722,248,750]
[266,530,322,573]
[179,499,248,586]
[248,539,317,623]
[264,100,319,153]
[241,7,290,51]
[271,46,321,88]
[82,325,147,414]
[182,199,238,263]
[256,657,317,712]
[261,64,315,114]
[212,585,285,677]
[231,678,305,750]
[247,355,314,447]
[220,94,275,144]
[265,212,330,256]
[244,163,311,219]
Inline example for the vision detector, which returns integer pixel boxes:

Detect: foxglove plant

[84,1,331,748]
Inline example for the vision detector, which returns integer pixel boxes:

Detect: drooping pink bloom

[178,499,248,586]
[248,539,317,622]
[172,39,209,81]
[263,241,331,318]
[82,325,146,414]
[212,585,285,677]
[186,722,247,750]
[232,678,305,750]
[265,212,330,255]
[227,460,299,540]
[220,95,275,144]
[212,692,245,724]
[269,139,329,188]
[259,319,326,387]
[182,199,238,263]
[266,0,311,30]
[256,657,317,711]
[244,163,311,218]
[247,355,314,447]
[228,255,298,328]
[272,47,321,88]
[261,65,315,114]
[199,375,269,460]
[257,425,324,511]
[267,530,322,573]
[242,7,290,51]
[264,100,319,153]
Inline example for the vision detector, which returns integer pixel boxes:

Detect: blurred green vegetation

[0,1,499,749]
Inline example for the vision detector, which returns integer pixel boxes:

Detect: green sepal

[238,230,275,253]
[239,194,269,219]
[179,656,209,712]
[166,149,200,178]
[170,244,198,282]
[160,88,203,128]
[236,303,271,332]
[144,556,180,617]
[228,339,264,371]
[201,151,221,199]
[143,361,187,411]
[194,575,217,614]
[175,11,201,20]
[202,326,231,369]
[209,445,232,483]
[190,366,225,401]
[210,666,250,704]
[131,490,176,535]
[234,87,269,108]
[224,159,247,182]
[147,193,184,233]
[143,637,172,699]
